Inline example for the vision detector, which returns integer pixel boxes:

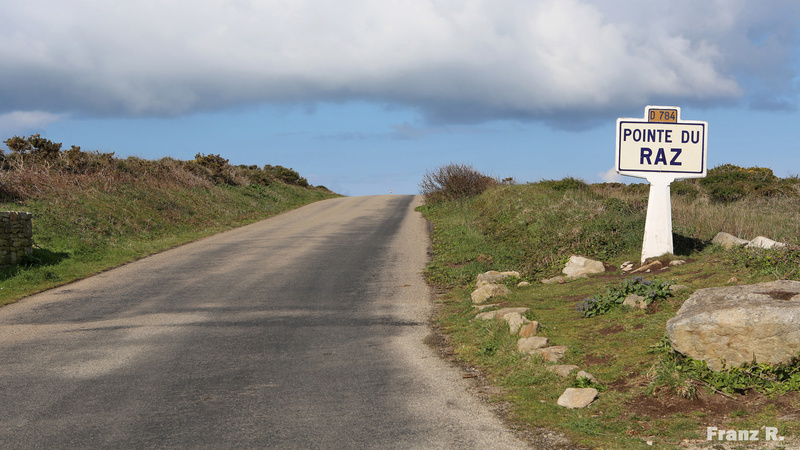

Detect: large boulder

[562,255,604,278]
[666,280,800,371]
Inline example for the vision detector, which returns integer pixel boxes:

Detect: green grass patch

[421,174,800,448]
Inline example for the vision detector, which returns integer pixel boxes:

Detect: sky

[1,1,799,196]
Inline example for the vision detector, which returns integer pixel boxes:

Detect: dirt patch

[597,324,625,336]
[584,353,615,366]
[627,389,800,422]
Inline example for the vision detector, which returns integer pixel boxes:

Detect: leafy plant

[577,277,673,318]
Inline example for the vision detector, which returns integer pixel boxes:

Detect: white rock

[747,236,786,250]
[476,270,520,287]
[576,371,597,383]
[503,312,530,334]
[546,365,579,378]
[712,232,749,249]
[562,255,605,278]
[474,307,529,321]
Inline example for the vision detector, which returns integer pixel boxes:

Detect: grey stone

[576,371,597,383]
[541,276,566,284]
[471,283,510,304]
[622,294,646,309]
[476,270,520,287]
[631,260,663,274]
[518,321,540,338]
[712,232,749,249]
[533,345,568,362]
[562,256,604,278]
[517,336,550,353]
[502,312,529,334]
[475,307,529,321]
[546,365,579,378]
[557,388,598,409]
[666,280,800,371]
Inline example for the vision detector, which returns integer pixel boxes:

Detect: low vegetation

[0,135,338,305]
[419,163,800,448]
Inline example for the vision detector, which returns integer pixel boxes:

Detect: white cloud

[0,0,797,125]
[0,111,67,140]
[600,167,624,183]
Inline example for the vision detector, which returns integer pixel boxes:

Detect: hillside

[0,135,339,305]
[419,164,800,449]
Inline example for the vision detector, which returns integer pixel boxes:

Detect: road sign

[614,106,708,262]
[616,106,707,179]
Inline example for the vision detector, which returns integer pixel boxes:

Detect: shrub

[420,163,497,203]
[699,164,797,203]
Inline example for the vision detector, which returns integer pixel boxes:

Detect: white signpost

[615,106,708,263]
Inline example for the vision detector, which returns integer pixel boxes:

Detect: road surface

[0,195,533,448]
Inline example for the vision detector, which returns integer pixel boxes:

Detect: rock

[472,303,499,311]
[475,307,529,321]
[476,270,520,287]
[517,281,531,287]
[518,321,540,338]
[666,280,800,371]
[712,232,749,249]
[669,284,690,294]
[562,255,605,278]
[518,336,550,353]
[503,312,529,334]
[669,260,686,266]
[631,260,663,274]
[727,277,739,284]
[747,236,786,250]
[546,365,579,378]
[533,345,568,362]
[620,261,634,271]
[557,388,598,409]
[471,283,510,304]
[622,294,647,309]
[541,276,566,284]
[576,371,597,383]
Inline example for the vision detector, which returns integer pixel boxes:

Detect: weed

[577,277,673,318]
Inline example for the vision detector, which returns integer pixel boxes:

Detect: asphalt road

[0,195,531,448]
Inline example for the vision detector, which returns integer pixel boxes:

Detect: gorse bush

[698,164,799,203]
[420,163,497,203]
[0,135,322,202]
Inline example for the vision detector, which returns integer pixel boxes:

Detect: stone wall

[0,212,33,270]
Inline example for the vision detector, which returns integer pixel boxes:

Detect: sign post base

[641,174,677,263]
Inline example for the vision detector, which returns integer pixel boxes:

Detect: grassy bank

[420,165,800,448]
[0,136,339,306]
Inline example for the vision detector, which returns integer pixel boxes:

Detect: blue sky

[1,1,799,196]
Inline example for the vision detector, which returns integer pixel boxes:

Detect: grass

[420,169,800,448]
[0,139,339,306]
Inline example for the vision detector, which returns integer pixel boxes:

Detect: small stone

[747,236,786,250]
[516,281,531,287]
[546,365,579,378]
[562,255,605,278]
[471,283,510,304]
[727,277,739,284]
[557,388,598,409]
[712,232,750,249]
[517,336,550,353]
[622,294,645,309]
[669,284,689,294]
[474,307,529,321]
[503,312,529,334]
[518,321,540,338]
[576,371,597,383]
[541,276,566,284]
[631,260,662,274]
[533,345,568,362]
[476,270,520,287]
[669,260,686,266]
[473,303,499,311]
